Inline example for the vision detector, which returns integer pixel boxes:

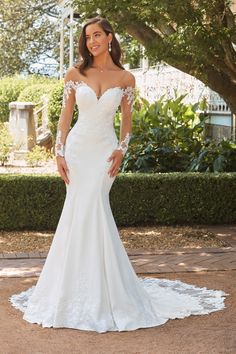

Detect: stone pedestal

[9,102,36,159]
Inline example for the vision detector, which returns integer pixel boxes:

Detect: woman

[9,17,229,333]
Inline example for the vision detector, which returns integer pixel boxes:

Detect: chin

[91,49,107,57]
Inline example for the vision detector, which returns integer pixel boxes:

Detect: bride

[9,16,229,333]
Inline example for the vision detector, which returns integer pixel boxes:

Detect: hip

[64,127,118,165]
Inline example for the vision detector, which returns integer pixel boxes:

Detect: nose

[89,35,96,45]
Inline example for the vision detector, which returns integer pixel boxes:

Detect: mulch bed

[0,226,230,253]
[0,165,231,252]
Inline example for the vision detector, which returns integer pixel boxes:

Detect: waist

[75,121,115,135]
[68,123,117,143]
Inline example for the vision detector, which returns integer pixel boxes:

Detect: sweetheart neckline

[63,80,135,108]
[75,80,124,102]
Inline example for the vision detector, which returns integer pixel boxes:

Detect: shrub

[18,83,57,126]
[0,75,58,123]
[119,93,207,173]
[26,145,52,167]
[0,123,13,165]
[0,76,26,123]
[48,81,78,140]
[18,83,57,104]
[188,139,236,172]
[0,172,236,230]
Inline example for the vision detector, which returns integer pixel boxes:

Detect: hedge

[0,75,58,123]
[0,172,236,231]
[18,83,57,104]
[0,77,27,123]
[48,81,78,140]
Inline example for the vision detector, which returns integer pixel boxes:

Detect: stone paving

[0,225,236,278]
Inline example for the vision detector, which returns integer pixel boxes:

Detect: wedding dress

[9,79,229,333]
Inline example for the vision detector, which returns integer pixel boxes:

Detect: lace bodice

[55,79,135,157]
[62,80,135,112]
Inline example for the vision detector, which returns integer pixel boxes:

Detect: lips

[91,45,100,51]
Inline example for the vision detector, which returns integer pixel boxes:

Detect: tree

[72,0,236,114]
[0,0,59,77]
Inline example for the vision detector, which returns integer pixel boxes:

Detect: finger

[63,161,69,173]
[107,155,114,162]
[60,166,70,184]
[60,170,68,184]
[107,151,116,161]
[108,163,116,175]
[111,168,119,177]
[63,168,70,184]
[57,160,70,183]
[109,165,119,177]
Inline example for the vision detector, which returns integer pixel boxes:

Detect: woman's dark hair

[75,17,124,75]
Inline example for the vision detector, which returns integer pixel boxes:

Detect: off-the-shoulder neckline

[64,80,135,100]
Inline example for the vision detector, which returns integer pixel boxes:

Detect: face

[85,23,112,56]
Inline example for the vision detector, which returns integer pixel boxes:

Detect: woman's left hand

[107,149,123,177]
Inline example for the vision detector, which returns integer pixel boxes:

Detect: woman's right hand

[56,156,70,184]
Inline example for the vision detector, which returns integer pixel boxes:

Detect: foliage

[18,82,57,125]
[72,0,236,113]
[48,81,78,140]
[188,139,236,172]
[26,145,53,167]
[0,75,57,123]
[0,123,13,166]
[1,172,236,230]
[18,83,57,103]
[0,76,27,123]
[119,36,142,69]
[0,0,59,76]
[116,93,207,173]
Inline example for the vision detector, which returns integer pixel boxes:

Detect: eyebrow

[85,31,102,37]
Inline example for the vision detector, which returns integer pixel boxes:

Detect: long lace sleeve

[55,79,76,157]
[117,82,135,156]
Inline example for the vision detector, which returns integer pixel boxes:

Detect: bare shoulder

[64,65,81,82]
[122,70,136,88]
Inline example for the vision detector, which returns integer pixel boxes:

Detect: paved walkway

[0,225,236,277]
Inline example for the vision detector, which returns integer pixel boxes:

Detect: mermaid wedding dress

[9,79,229,333]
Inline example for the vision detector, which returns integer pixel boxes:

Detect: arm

[55,74,76,157]
[117,82,135,156]
[55,68,77,184]
[107,72,136,177]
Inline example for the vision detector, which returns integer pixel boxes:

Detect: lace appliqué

[62,80,135,111]
[122,86,135,112]
[55,130,65,157]
[117,132,131,156]
[55,80,83,157]
[8,276,229,332]
[139,277,229,315]
[117,87,134,156]
[62,80,83,108]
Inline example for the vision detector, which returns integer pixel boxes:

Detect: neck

[92,52,114,69]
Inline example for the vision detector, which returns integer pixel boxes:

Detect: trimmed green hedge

[0,172,236,230]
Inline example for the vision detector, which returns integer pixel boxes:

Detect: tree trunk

[122,20,236,115]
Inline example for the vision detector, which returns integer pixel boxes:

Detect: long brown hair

[75,17,124,75]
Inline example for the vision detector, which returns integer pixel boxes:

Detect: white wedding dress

[9,80,229,333]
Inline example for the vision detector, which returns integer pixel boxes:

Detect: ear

[108,32,113,42]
